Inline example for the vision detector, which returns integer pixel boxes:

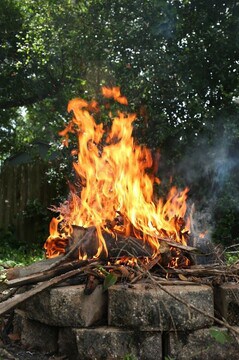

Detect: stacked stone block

[17,283,239,359]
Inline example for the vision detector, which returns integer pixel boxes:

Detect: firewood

[45,226,94,270]
[47,226,156,263]
[0,264,93,317]
[70,225,194,259]
[6,260,88,288]
[160,264,239,278]
[158,238,200,254]
[41,225,197,273]
[5,256,64,281]
[72,225,199,257]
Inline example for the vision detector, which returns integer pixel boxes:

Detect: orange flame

[102,86,128,105]
[199,231,207,239]
[44,87,190,259]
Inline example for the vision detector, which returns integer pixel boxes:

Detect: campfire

[4,85,229,320]
[1,88,239,360]
[44,86,192,269]
[1,86,204,319]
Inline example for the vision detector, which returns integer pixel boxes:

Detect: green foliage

[0,228,44,266]
[124,355,137,360]
[0,0,25,98]
[0,0,87,160]
[0,0,239,249]
[225,252,239,265]
[21,198,52,244]
[23,198,49,219]
[209,327,233,345]
[103,272,118,291]
[1,0,238,157]
[212,175,239,247]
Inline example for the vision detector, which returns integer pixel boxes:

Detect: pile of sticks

[1,226,238,318]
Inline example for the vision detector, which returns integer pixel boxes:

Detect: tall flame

[44,87,190,259]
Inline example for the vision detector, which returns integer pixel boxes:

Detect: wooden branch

[0,265,92,317]
[6,260,88,288]
[158,238,200,253]
[2,227,203,292]
[104,232,154,258]
[166,264,239,277]
[5,256,64,281]
[69,226,166,259]
[70,226,198,258]
[43,224,199,266]
[146,271,239,339]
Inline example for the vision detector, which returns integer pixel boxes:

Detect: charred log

[70,225,198,260]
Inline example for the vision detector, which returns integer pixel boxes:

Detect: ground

[0,341,60,360]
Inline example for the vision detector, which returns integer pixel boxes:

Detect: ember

[44,87,191,267]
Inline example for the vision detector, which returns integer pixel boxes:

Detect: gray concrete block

[21,285,107,327]
[108,284,214,330]
[74,327,162,360]
[58,327,79,360]
[20,317,58,354]
[214,283,239,325]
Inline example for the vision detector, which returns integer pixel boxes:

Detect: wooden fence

[0,161,60,244]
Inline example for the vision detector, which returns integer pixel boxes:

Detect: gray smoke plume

[175,129,239,262]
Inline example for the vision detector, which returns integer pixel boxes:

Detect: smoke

[211,145,238,190]
[177,137,237,191]
[175,129,239,254]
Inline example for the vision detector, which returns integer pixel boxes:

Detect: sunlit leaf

[103,273,117,291]
[178,274,188,281]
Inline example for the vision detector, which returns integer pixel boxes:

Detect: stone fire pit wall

[16,283,239,359]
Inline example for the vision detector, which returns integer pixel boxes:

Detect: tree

[0,0,239,245]
[0,0,89,159]
[1,0,238,156]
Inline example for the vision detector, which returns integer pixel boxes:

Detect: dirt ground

[0,337,67,360]
[0,342,69,360]
[0,343,50,360]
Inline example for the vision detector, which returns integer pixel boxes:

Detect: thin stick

[0,287,19,302]
[0,264,93,317]
[157,237,200,253]
[146,270,239,339]
[7,260,88,288]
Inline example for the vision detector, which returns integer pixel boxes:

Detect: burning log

[72,226,155,259]
[46,225,198,268]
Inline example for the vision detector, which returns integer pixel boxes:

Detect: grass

[0,229,45,269]
[224,244,239,265]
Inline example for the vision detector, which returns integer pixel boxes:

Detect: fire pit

[12,281,239,359]
[1,87,239,359]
